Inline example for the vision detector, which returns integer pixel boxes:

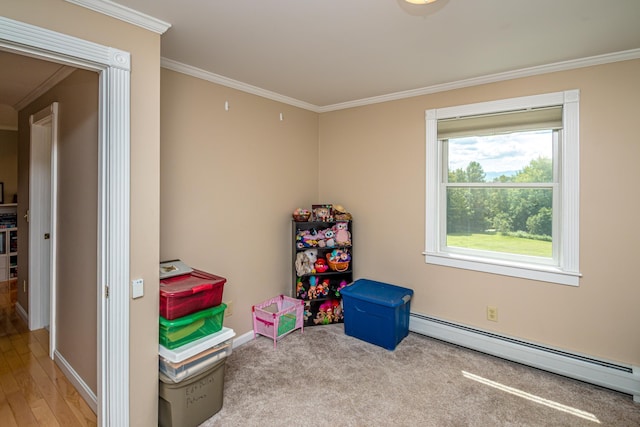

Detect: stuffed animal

[295,249,318,276]
[323,229,336,248]
[304,248,318,263]
[302,229,319,247]
[295,252,311,276]
[314,258,328,273]
[296,229,316,248]
[334,221,351,246]
[295,230,307,248]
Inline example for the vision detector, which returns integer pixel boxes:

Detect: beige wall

[4,1,162,425]
[0,105,18,130]
[0,130,18,203]
[160,69,319,334]
[319,59,640,366]
[18,69,100,392]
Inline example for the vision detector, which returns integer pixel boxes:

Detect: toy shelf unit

[0,204,18,282]
[292,220,353,327]
[252,295,304,348]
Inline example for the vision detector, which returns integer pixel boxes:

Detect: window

[425,90,581,286]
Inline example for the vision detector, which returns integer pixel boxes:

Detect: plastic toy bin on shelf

[159,303,226,350]
[340,279,413,350]
[252,295,304,348]
[159,269,226,320]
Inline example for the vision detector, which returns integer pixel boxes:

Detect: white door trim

[0,16,131,426]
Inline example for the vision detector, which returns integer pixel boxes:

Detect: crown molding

[161,58,319,112]
[162,48,640,114]
[14,66,76,111]
[65,0,171,34]
[318,48,640,112]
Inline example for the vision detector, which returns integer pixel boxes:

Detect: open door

[29,102,58,358]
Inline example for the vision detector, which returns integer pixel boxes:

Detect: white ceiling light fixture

[405,0,438,4]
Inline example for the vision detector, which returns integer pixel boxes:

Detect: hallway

[0,280,96,426]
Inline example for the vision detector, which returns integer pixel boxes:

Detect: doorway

[1,16,132,425]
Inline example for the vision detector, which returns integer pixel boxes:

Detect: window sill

[424,252,580,286]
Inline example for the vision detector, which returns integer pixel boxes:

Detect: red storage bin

[160,270,226,320]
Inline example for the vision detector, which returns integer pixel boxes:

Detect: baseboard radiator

[410,313,640,403]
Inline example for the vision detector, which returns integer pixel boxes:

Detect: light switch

[132,279,144,299]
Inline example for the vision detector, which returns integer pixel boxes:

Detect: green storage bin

[159,303,226,349]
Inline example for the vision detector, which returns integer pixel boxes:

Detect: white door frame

[28,103,58,347]
[0,17,131,426]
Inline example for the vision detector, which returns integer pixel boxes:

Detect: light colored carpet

[201,323,640,426]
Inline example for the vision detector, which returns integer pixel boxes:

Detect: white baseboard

[410,313,640,402]
[15,301,28,325]
[12,302,98,408]
[54,350,98,412]
[232,330,255,349]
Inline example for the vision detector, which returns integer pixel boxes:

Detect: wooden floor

[0,280,97,426]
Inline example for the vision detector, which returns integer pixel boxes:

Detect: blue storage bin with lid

[340,279,413,350]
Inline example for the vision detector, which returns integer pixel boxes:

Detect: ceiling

[2,0,640,112]
[110,0,640,109]
[0,51,71,109]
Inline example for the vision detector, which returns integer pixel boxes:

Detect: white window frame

[424,90,581,286]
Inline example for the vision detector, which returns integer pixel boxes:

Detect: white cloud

[449,130,552,175]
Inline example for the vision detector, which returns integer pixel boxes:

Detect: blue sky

[448,130,553,176]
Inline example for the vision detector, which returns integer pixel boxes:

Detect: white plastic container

[159,327,235,383]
